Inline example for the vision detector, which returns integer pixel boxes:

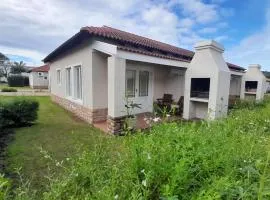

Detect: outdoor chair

[156,94,173,109]
[176,96,184,115]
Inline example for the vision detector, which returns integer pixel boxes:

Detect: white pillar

[107,56,126,118]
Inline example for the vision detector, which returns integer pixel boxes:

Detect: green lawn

[1,96,111,192]
[2,96,270,199]
[0,83,30,90]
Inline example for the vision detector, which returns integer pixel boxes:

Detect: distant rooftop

[31,64,50,72]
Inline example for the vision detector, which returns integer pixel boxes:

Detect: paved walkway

[0,89,49,96]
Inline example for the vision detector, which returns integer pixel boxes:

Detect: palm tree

[13,61,26,68]
[10,61,26,74]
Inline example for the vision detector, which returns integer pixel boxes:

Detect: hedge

[0,98,39,129]
[7,75,29,87]
[7,75,24,87]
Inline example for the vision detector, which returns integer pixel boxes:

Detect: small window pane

[139,71,149,96]
[74,66,82,100]
[126,70,136,97]
[66,68,71,96]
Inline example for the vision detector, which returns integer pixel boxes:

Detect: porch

[91,49,187,134]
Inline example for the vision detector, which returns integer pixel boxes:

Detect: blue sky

[0,0,269,70]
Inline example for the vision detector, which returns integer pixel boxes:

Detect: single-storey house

[29,64,50,89]
[263,71,270,93]
[43,26,265,133]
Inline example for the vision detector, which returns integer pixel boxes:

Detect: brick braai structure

[51,94,107,124]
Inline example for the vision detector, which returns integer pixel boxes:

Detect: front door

[125,65,153,115]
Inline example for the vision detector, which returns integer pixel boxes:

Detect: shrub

[24,76,29,86]
[0,98,39,129]
[1,88,17,92]
[7,75,25,87]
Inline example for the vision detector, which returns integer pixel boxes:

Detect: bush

[7,75,25,87]
[0,98,39,129]
[24,76,29,86]
[1,88,17,92]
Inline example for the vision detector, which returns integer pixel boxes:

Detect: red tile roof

[226,62,246,72]
[43,25,245,71]
[31,64,50,72]
[81,26,194,59]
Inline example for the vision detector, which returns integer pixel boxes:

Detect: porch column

[107,56,126,134]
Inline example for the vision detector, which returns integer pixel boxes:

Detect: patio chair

[176,96,184,115]
[156,94,173,109]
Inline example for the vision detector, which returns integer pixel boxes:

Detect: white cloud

[0,45,45,65]
[225,8,270,70]
[199,27,218,34]
[0,0,236,64]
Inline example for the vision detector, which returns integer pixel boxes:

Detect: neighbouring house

[263,71,270,93]
[43,25,264,133]
[29,64,50,89]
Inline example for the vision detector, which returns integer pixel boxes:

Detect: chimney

[183,40,230,120]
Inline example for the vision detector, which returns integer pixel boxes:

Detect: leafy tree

[10,61,26,74]
[0,52,10,78]
[0,68,4,78]
[0,52,8,64]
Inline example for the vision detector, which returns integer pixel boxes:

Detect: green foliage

[10,65,26,74]
[4,97,270,199]
[230,98,267,110]
[7,75,25,87]
[1,88,17,92]
[0,98,39,129]
[0,174,11,199]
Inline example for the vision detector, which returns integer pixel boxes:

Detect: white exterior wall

[50,41,93,109]
[29,71,49,88]
[183,40,230,120]
[240,64,266,101]
[108,56,126,117]
[92,51,108,109]
[230,75,242,96]
[153,66,185,102]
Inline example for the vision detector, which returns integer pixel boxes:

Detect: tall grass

[2,98,270,199]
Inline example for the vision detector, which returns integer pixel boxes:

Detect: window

[139,71,149,96]
[44,76,47,80]
[66,68,71,96]
[126,70,136,97]
[57,69,61,84]
[38,72,43,77]
[74,66,82,100]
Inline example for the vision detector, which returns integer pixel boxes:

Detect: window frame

[73,65,82,100]
[125,69,136,98]
[65,67,72,97]
[56,69,61,85]
[139,70,149,97]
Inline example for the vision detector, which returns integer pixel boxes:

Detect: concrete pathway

[0,89,49,96]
